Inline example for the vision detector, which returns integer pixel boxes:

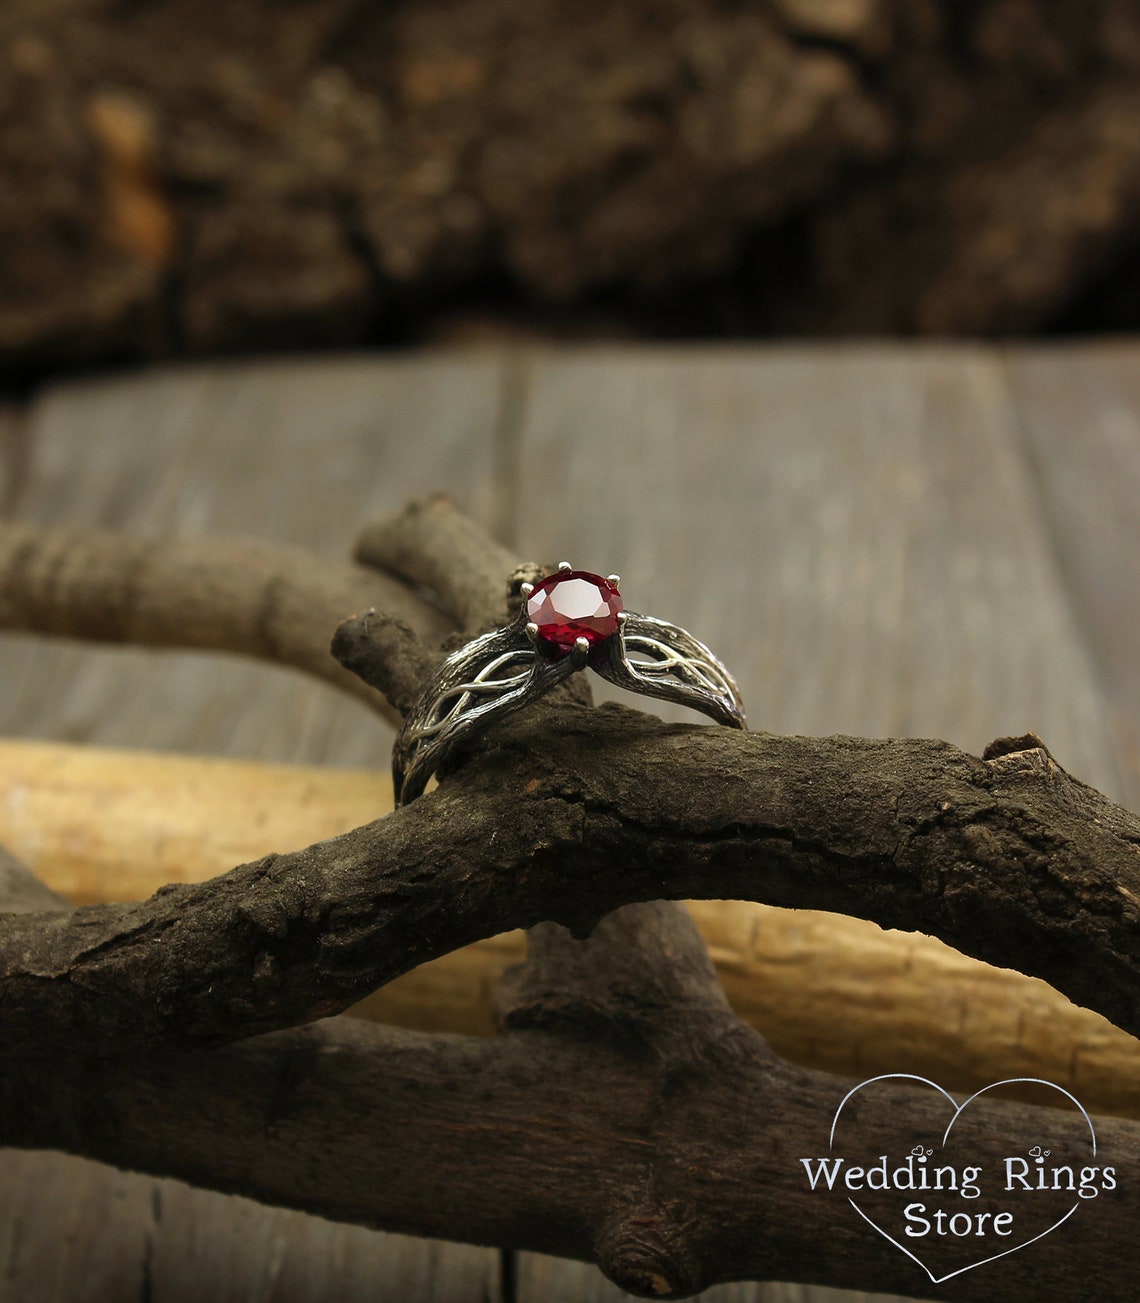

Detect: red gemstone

[526,570,622,656]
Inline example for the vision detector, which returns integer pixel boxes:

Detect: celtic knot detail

[621,630,738,699]
[392,584,746,805]
[408,647,536,743]
[592,614,745,729]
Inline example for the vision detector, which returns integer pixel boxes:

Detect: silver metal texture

[392,573,746,805]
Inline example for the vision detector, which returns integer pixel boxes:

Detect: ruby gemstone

[526,570,623,657]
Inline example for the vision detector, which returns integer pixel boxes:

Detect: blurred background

[2,0,1139,387]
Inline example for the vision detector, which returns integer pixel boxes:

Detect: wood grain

[0,1150,498,1303]
[0,738,392,904]
[0,356,509,1303]
[511,346,1124,797]
[0,356,506,764]
[1003,341,1140,811]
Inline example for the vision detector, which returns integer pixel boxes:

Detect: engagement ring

[392,564,746,805]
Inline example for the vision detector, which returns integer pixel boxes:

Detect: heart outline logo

[829,1074,1097,1284]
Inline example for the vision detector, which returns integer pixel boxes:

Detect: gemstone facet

[526,570,623,657]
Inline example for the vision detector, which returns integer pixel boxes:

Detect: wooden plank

[0,354,507,765]
[515,1253,919,1303]
[1002,340,1140,810]
[0,1152,151,1302]
[146,1176,498,1303]
[0,1152,498,1303]
[511,344,1122,792]
[0,737,391,904]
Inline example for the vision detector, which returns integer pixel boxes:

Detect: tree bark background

[2,0,1139,374]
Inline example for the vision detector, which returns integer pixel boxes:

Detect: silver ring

[392,563,746,805]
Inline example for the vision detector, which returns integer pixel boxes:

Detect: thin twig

[353,493,522,633]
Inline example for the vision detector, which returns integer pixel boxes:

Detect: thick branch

[5,817,1137,1300]
[4,737,1137,1113]
[496,899,735,1050]
[1,708,1136,1053]
[2,1014,1136,1302]
[0,525,452,721]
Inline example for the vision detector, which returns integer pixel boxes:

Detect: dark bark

[353,494,527,635]
[1,709,1138,1055]
[3,863,1137,1301]
[3,0,1139,375]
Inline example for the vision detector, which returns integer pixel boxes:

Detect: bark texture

[2,0,1139,373]
[0,524,449,723]
[3,861,1138,1302]
[7,735,1135,1117]
[2,709,1138,1055]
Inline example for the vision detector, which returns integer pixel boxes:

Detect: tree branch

[1,709,1137,1053]
[2,1000,1136,1301]
[5,832,1138,1301]
[4,736,1137,1114]
[353,493,524,634]
[2,505,1136,1049]
[0,524,453,722]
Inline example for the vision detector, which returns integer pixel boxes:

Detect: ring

[392,563,746,805]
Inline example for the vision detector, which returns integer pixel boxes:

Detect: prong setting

[525,622,539,643]
[557,560,573,573]
[606,574,620,589]
[569,635,591,668]
[519,582,534,598]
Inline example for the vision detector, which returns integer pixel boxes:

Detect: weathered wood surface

[1004,342,1140,814]
[1,342,1137,1300]
[0,1149,500,1303]
[0,356,506,760]
[512,346,1123,794]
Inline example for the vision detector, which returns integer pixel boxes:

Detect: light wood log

[2,735,1136,1118]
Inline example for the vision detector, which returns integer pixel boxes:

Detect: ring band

[392,564,746,805]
